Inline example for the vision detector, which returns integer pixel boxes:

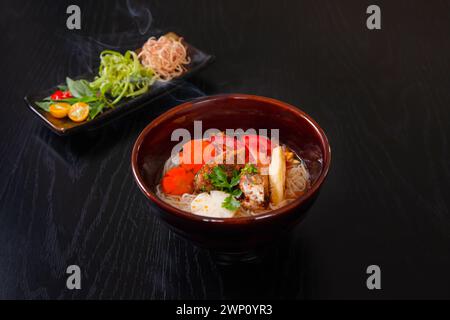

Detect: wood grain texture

[0,0,449,299]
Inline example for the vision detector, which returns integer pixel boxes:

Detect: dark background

[0,0,449,299]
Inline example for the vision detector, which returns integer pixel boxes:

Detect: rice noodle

[156,156,311,217]
[285,161,310,199]
[138,36,191,81]
[156,185,197,212]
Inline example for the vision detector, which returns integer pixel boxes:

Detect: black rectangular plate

[24,32,214,136]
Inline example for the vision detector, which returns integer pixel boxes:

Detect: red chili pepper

[61,91,73,99]
[51,90,72,100]
[50,90,64,100]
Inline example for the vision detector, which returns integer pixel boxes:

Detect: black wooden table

[1,0,449,299]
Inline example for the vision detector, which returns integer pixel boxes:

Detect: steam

[56,0,205,113]
[126,0,153,35]
[165,80,206,103]
[62,0,159,74]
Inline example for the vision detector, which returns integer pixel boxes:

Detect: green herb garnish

[206,166,247,211]
[35,101,51,112]
[205,164,261,211]
[207,166,240,193]
[241,163,258,175]
[223,194,241,211]
[66,78,95,98]
[35,49,156,121]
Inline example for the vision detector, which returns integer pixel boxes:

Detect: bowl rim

[131,93,331,225]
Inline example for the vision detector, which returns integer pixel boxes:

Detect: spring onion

[90,50,155,105]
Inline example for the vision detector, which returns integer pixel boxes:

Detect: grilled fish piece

[239,173,269,211]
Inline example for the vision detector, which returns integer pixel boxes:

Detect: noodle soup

[157,133,311,218]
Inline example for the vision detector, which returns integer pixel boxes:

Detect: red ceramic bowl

[131,94,331,253]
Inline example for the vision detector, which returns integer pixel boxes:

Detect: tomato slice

[68,102,90,122]
[179,140,215,173]
[242,135,273,165]
[49,102,71,119]
[209,134,248,164]
[210,135,245,150]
